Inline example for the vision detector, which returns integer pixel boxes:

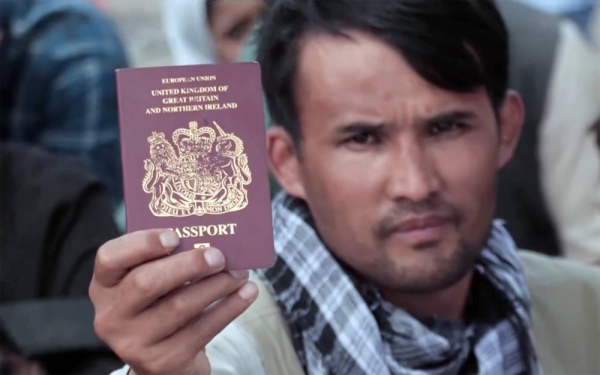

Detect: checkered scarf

[257,192,542,375]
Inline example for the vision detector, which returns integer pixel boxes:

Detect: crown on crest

[173,121,216,155]
[148,131,167,145]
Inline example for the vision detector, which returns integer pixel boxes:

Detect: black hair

[256,0,509,142]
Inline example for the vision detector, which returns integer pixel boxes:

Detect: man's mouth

[386,215,452,246]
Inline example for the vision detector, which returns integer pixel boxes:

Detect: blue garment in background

[0,0,128,203]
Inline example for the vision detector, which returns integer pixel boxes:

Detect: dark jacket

[0,142,123,374]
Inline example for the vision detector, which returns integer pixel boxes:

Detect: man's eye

[348,131,379,145]
[428,120,465,136]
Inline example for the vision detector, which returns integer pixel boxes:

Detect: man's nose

[385,141,441,202]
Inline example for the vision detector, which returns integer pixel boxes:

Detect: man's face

[268,31,522,293]
[209,0,264,63]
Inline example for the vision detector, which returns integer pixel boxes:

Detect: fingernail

[159,230,179,249]
[229,270,249,279]
[238,281,258,300]
[204,248,225,268]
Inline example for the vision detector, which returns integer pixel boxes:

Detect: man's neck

[379,272,474,322]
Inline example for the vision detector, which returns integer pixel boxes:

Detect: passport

[116,62,274,270]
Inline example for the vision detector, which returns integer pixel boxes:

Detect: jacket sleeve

[207,323,267,375]
[109,323,266,375]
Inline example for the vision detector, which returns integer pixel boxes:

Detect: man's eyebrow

[422,110,477,126]
[335,122,392,136]
[333,111,477,136]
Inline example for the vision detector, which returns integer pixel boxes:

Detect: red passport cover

[116,62,274,270]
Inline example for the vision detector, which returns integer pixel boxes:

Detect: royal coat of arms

[142,121,252,217]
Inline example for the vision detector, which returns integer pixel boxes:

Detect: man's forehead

[295,30,487,125]
[296,30,419,94]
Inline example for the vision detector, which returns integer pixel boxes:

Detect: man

[0,0,128,203]
[91,1,600,375]
[237,0,600,262]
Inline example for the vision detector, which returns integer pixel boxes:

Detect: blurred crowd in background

[0,0,599,374]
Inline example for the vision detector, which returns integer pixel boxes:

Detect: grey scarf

[257,192,542,375]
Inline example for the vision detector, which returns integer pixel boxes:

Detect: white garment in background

[539,20,600,263]
[161,0,216,65]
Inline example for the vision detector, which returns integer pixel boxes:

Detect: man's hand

[89,229,258,375]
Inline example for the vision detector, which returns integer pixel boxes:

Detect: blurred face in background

[207,0,265,63]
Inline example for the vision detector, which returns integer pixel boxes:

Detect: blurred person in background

[0,0,128,372]
[0,0,128,204]
[0,143,122,375]
[494,0,600,264]
[162,0,265,65]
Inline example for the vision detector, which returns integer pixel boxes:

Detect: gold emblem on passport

[142,121,252,217]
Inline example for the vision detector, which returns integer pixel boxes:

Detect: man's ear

[497,90,525,169]
[267,126,307,199]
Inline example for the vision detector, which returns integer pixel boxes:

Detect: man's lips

[386,215,452,245]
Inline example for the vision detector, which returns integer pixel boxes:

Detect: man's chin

[376,245,478,293]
